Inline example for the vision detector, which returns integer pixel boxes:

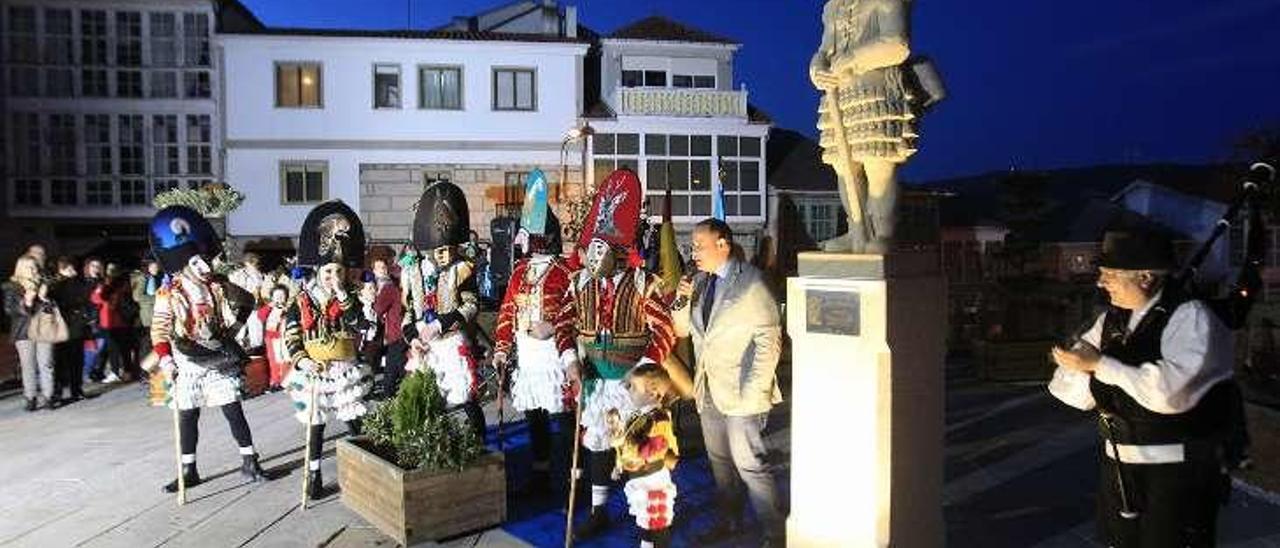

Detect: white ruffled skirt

[580,378,634,452]
[170,350,242,410]
[407,331,476,407]
[510,333,569,414]
[624,468,677,531]
[285,358,372,424]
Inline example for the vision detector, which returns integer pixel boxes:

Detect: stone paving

[2,363,1280,547]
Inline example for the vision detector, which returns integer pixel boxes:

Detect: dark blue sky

[240,0,1280,182]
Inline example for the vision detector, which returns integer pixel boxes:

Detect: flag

[711,179,727,221]
[658,188,682,295]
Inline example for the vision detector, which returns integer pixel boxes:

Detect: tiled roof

[223,26,591,44]
[606,16,737,44]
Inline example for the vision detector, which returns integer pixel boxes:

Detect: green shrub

[363,369,483,472]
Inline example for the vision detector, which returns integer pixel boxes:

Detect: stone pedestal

[786,251,945,547]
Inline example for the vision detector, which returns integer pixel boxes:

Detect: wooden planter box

[337,437,506,545]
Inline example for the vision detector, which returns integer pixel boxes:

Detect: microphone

[670,261,699,310]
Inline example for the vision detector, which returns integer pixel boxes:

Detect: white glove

[298,357,324,375]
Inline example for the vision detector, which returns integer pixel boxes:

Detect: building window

[150,13,178,67]
[45,68,74,97]
[82,69,108,96]
[500,172,528,217]
[48,114,77,175]
[276,62,322,108]
[493,68,535,111]
[186,115,212,174]
[11,113,41,175]
[152,115,179,176]
[5,6,37,63]
[116,70,143,97]
[118,115,145,175]
[115,12,142,66]
[150,71,177,98]
[85,114,112,175]
[373,64,401,109]
[281,162,327,204]
[80,10,108,65]
[43,9,73,64]
[182,13,210,67]
[673,74,716,89]
[799,200,840,242]
[621,69,666,88]
[8,66,38,96]
[183,70,210,98]
[419,66,462,110]
[86,180,113,206]
[718,160,762,216]
[153,179,184,197]
[51,180,79,206]
[120,180,148,205]
[14,180,42,206]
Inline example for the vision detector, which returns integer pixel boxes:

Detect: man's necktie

[701,273,718,328]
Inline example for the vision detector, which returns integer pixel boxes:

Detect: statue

[810,0,945,253]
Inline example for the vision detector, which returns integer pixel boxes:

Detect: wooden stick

[563,383,584,548]
[172,396,186,506]
[496,356,507,451]
[300,376,320,510]
[825,86,873,243]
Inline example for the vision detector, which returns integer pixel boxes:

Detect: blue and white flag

[711,179,727,221]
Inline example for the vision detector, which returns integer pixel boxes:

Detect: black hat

[298,200,365,268]
[1097,230,1177,271]
[413,181,470,251]
[149,206,222,274]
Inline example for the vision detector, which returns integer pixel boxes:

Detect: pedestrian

[673,218,786,547]
[4,254,57,410]
[23,244,48,273]
[48,256,90,402]
[241,284,292,391]
[132,259,166,367]
[368,258,407,398]
[1049,230,1236,548]
[149,206,267,493]
[228,252,267,303]
[81,257,105,381]
[492,185,577,494]
[89,263,135,383]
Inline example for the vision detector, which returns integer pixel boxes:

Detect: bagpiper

[402,181,486,442]
[148,206,266,493]
[568,169,677,540]
[492,169,578,492]
[282,200,373,500]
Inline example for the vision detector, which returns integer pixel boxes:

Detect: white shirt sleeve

[1048,313,1102,410]
[1092,300,1234,414]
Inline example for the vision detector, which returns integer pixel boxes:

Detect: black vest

[1088,292,1230,445]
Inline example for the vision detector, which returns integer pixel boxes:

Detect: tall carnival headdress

[297,200,366,268]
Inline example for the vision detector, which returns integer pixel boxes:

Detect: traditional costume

[492,169,577,489]
[148,206,266,493]
[241,297,289,390]
[569,169,677,540]
[612,405,679,548]
[402,181,486,441]
[282,200,373,499]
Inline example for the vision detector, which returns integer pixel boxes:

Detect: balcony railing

[615,88,748,119]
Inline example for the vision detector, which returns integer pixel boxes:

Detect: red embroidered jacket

[492,257,576,358]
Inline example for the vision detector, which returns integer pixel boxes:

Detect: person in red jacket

[243,285,291,390]
[367,258,407,397]
[89,263,136,383]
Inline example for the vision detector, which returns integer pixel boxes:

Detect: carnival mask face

[585,239,617,280]
[317,263,345,294]
[186,255,212,281]
[270,288,289,308]
[318,214,353,263]
[431,245,454,268]
[513,229,531,258]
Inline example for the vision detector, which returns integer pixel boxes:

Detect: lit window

[276,63,322,108]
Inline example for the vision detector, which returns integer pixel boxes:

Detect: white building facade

[220,8,590,251]
[0,0,249,260]
[585,17,771,254]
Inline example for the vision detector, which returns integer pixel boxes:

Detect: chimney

[565,6,577,38]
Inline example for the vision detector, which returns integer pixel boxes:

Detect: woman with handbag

[3,254,60,411]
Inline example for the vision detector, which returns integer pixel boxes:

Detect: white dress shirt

[1048,291,1234,414]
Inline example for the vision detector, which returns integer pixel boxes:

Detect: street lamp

[559,121,595,202]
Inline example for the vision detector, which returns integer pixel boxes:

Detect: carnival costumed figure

[241,284,291,390]
[148,206,266,493]
[402,181,486,442]
[609,364,680,548]
[492,169,578,492]
[569,169,677,540]
[283,200,373,500]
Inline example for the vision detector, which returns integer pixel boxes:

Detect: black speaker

[488,216,519,290]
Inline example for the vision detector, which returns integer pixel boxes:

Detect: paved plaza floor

[2,364,1280,547]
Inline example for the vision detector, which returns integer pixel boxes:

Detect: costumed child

[240,284,291,391]
[147,206,267,493]
[608,363,679,548]
[282,200,373,500]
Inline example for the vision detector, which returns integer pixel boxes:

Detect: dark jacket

[3,281,49,342]
[49,275,93,340]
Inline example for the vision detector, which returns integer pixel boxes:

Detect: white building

[584,16,772,253]
[0,0,261,262]
[220,1,590,253]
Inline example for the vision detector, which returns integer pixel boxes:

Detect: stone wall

[359,163,584,243]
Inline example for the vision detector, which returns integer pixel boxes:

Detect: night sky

[239,0,1280,182]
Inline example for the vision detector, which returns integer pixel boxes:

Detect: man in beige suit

[674,219,785,547]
